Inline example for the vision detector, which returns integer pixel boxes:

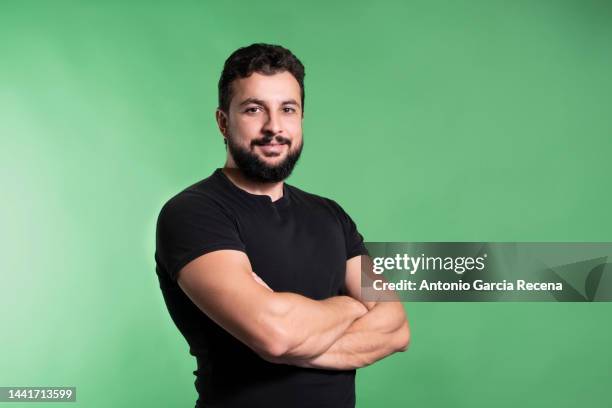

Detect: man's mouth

[256,143,287,156]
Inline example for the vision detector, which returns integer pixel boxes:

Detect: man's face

[219,71,303,182]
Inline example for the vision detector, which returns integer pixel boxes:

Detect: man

[155,43,409,408]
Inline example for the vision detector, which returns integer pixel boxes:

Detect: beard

[226,133,303,183]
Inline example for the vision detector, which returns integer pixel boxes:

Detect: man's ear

[215,108,228,140]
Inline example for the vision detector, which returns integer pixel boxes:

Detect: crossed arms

[177,250,410,370]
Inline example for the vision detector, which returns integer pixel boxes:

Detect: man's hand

[259,255,410,370]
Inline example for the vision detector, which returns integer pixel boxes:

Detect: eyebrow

[238,97,301,108]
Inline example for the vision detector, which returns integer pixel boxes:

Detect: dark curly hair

[218,43,305,114]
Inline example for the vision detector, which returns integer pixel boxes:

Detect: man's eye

[283,107,296,113]
[245,107,261,113]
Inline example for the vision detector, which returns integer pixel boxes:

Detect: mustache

[251,135,291,147]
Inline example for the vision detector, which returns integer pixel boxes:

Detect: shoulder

[157,175,231,225]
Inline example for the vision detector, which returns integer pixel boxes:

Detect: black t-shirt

[155,168,368,408]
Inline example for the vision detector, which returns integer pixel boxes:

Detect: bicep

[177,249,283,355]
[345,255,408,332]
[345,255,376,310]
[345,255,404,304]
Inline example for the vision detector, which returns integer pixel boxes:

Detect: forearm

[178,252,370,364]
[286,302,409,370]
[298,320,409,370]
[262,293,368,361]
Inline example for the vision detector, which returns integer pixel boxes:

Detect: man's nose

[262,111,283,135]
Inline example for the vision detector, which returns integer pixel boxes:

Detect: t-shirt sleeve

[155,192,246,282]
[328,199,369,260]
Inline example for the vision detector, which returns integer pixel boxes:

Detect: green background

[1,0,611,407]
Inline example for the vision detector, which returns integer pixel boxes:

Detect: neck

[222,164,285,202]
